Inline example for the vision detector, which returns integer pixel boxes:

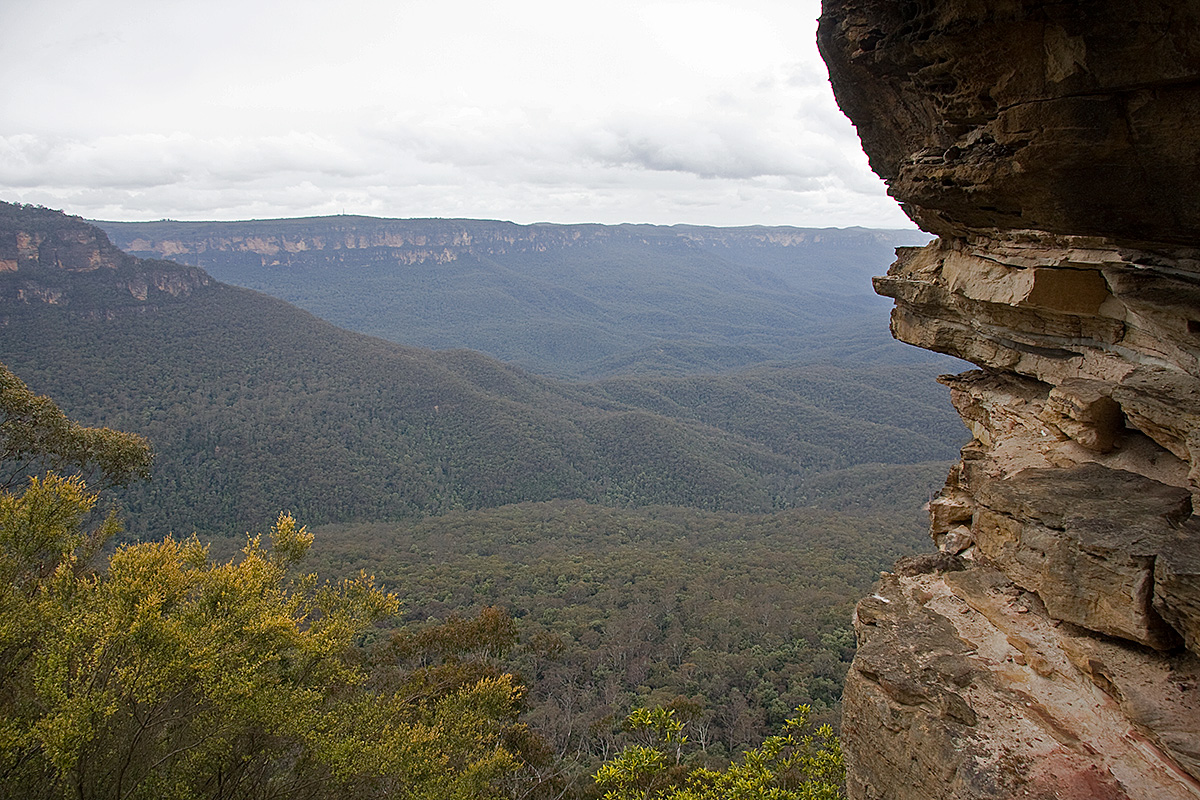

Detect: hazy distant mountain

[3,204,961,539]
[99,216,934,378]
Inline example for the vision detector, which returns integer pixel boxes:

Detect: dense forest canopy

[304,501,927,778]
[0,293,960,540]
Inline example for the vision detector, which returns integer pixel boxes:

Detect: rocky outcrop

[818,1,1200,797]
[846,556,1200,800]
[817,1,1200,246]
[0,209,132,273]
[0,203,214,319]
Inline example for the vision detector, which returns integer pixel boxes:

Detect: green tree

[594,706,844,800]
[0,362,151,492]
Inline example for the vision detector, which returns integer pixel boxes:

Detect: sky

[0,0,911,229]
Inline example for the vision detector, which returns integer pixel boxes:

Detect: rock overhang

[818,1,1200,797]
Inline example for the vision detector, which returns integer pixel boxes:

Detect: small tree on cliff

[0,362,152,492]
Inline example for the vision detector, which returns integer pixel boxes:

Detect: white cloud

[0,0,911,228]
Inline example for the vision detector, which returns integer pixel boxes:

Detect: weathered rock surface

[847,558,1200,800]
[816,0,1200,245]
[0,211,130,273]
[819,0,1200,796]
[972,464,1190,650]
[0,203,213,321]
[1156,522,1200,655]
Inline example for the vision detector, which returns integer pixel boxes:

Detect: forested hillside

[1,287,959,540]
[99,216,933,378]
[2,204,962,540]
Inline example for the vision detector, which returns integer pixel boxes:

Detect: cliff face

[98,216,924,269]
[818,2,1200,798]
[0,203,213,321]
[819,1,1200,246]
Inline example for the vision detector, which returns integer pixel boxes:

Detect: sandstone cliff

[0,203,213,321]
[97,216,925,270]
[818,2,1200,797]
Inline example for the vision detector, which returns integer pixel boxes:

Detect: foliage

[0,474,529,799]
[595,706,844,800]
[0,375,528,799]
[306,500,929,796]
[0,362,151,492]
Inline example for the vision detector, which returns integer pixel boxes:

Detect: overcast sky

[0,0,910,228]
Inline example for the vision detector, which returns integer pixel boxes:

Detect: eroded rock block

[1112,368,1200,464]
[940,525,975,555]
[930,490,973,535]
[1154,521,1200,655]
[973,464,1192,650]
[845,563,1199,800]
[1041,378,1124,453]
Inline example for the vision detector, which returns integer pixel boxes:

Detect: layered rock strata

[98,217,926,270]
[818,1,1200,797]
[0,204,213,322]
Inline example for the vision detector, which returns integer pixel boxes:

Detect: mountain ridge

[1,202,962,540]
[98,215,934,378]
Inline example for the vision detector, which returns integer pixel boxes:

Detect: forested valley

[0,202,963,798]
[99,216,932,379]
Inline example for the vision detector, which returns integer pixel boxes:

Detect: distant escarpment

[819,2,1200,798]
[97,216,933,378]
[0,204,212,320]
[99,216,920,267]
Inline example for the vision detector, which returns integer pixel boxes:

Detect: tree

[594,706,845,800]
[0,362,152,492]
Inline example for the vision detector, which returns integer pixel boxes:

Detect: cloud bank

[0,0,911,228]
